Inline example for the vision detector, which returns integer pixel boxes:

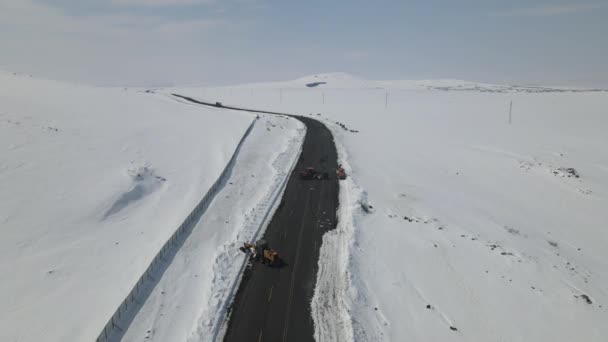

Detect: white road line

[268,285,274,303]
[282,190,312,342]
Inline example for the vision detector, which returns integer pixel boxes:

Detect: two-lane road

[224,116,339,342]
[171,95,339,342]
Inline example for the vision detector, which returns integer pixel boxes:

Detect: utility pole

[508,100,513,124]
[385,91,388,109]
[322,91,325,104]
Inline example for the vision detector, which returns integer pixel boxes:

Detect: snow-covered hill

[0,71,255,341]
[174,73,608,342]
[231,72,607,93]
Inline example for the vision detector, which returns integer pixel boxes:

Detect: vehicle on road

[336,165,346,180]
[300,167,329,180]
[239,239,283,267]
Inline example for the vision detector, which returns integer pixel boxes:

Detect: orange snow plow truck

[239,239,283,267]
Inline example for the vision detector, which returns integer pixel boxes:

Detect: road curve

[172,94,339,342]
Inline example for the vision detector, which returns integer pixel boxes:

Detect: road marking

[268,285,273,303]
[282,190,312,342]
[257,329,263,342]
[315,182,325,231]
[284,207,295,240]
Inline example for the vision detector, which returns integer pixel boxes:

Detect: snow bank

[175,73,608,341]
[0,71,253,342]
[310,135,357,342]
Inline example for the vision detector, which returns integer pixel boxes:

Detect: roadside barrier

[96,119,256,342]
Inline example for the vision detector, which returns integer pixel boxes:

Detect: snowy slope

[174,73,608,341]
[0,71,254,342]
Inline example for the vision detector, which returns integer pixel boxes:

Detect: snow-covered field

[0,71,258,341]
[174,73,608,341]
[4,69,606,342]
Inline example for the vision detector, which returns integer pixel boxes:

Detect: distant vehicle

[239,239,283,267]
[215,101,223,107]
[305,82,327,88]
[336,165,346,180]
[300,167,329,180]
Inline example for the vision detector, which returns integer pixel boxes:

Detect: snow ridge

[97,118,256,342]
[204,121,306,341]
[310,122,359,342]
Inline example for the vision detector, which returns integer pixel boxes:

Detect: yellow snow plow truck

[239,239,283,267]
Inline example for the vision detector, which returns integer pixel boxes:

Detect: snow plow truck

[239,239,283,267]
[336,165,346,180]
[300,167,329,180]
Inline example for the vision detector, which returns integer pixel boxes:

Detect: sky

[1,0,607,87]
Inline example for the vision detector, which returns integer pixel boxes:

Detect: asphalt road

[224,116,338,342]
[171,94,339,342]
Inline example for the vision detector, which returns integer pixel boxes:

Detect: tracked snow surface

[174,73,608,342]
[0,71,259,342]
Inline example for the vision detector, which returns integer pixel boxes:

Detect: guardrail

[96,119,256,342]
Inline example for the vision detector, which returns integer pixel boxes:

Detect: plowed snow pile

[0,71,253,341]
[175,73,608,341]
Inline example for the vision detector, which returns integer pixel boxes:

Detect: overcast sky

[1,0,607,86]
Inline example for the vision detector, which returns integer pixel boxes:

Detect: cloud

[110,0,214,6]
[344,50,371,61]
[0,0,224,36]
[0,0,236,85]
[157,18,222,34]
[497,3,607,17]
